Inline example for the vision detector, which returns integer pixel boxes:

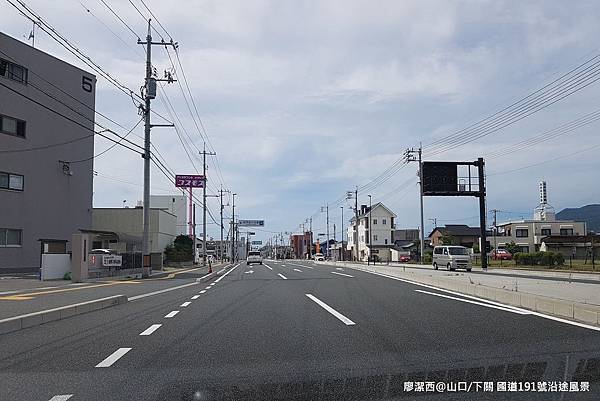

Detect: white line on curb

[139,324,162,336]
[414,289,529,315]
[305,294,355,325]
[180,301,191,307]
[95,347,131,368]
[331,271,354,278]
[278,273,287,280]
[164,310,179,318]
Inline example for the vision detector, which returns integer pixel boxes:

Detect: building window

[384,238,388,244]
[382,219,386,225]
[373,219,377,225]
[541,228,551,236]
[365,231,369,244]
[374,234,378,241]
[520,246,529,253]
[364,219,368,228]
[0,114,26,138]
[0,228,22,246]
[0,172,24,191]
[0,58,28,84]
[560,228,574,236]
[516,229,528,238]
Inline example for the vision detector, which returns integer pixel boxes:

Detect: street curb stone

[0,294,127,335]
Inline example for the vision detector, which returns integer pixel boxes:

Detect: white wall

[150,195,188,235]
[41,254,71,280]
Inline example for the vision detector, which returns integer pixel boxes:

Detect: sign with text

[238,219,264,227]
[422,162,458,195]
[102,255,122,267]
[251,240,262,245]
[175,175,206,188]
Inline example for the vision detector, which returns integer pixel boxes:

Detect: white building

[347,202,397,262]
[150,195,188,235]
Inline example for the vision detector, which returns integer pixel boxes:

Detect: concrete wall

[92,208,177,254]
[0,33,95,271]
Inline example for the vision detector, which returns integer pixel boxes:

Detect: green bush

[514,251,564,267]
[164,235,194,262]
[63,271,71,280]
[423,252,433,264]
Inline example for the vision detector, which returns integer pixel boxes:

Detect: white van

[432,246,472,271]
[246,251,263,265]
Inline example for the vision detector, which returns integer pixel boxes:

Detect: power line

[97,0,141,40]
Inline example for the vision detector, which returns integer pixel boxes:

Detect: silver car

[432,246,472,271]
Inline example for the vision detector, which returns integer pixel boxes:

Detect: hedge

[513,251,564,267]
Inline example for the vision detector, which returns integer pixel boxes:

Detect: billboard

[238,219,264,227]
[175,175,206,188]
[422,162,458,194]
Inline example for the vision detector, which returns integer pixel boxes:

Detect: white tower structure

[533,180,556,221]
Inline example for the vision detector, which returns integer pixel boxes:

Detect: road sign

[252,240,262,245]
[102,255,122,267]
[175,175,206,188]
[422,162,458,194]
[248,232,256,236]
[238,219,264,227]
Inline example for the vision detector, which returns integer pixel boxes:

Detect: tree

[505,241,521,255]
[440,233,455,245]
[165,234,194,262]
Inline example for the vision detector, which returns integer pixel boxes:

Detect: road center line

[191,295,200,299]
[205,286,212,290]
[128,281,199,301]
[414,289,529,315]
[139,324,162,336]
[95,347,132,368]
[305,294,356,325]
[199,290,206,294]
[278,273,288,280]
[164,310,179,318]
[180,301,191,307]
[48,395,73,401]
[293,268,302,272]
[331,271,354,278]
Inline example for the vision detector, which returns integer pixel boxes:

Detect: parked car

[246,251,263,265]
[314,253,325,261]
[490,249,512,260]
[432,245,472,271]
[398,254,411,263]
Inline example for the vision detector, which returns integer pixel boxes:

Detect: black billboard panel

[422,162,458,194]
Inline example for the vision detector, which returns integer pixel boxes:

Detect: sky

[2,0,600,244]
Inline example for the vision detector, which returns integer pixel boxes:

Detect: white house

[347,202,397,262]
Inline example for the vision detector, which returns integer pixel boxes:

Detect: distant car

[398,254,411,263]
[432,245,472,271]
[89,249,116,254]
[491,249,512,260]
[246,251,263,265]
[314,253,325,261]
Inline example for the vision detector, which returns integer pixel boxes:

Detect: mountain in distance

[556,204,600,233]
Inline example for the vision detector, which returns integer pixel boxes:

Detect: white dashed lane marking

[95,347,132,368]
[180,301,191,307]
[305,294,356,326]
[139,324,162,336]
[331,271,354,278]
[164,310,179,318]
[199,290,206,294]
[48,395,73,401]
[278,273,288,280]
[191,295,200,299]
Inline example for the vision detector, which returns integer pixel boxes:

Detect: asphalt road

[1,259,599,401]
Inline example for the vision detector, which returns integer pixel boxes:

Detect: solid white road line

[139,324,162,336]
[48,395,73,401]
[330,271,354,278]
[264,264,273,270]
[293,268,302,272]
[129,281,198,301]
[95,347,132,368]
[288,262,314,269]
[191,295,200,299]
[199,290,206,294]
[180,301,191,307]
[356,269,600,332]
[164,310,179,318]
[305,294,356,325]
[278,273,288,280]
[214,262,240,283]
[414,289,529,315]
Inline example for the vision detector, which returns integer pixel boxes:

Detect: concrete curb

[328,261,600,327]
[0,295,127,335]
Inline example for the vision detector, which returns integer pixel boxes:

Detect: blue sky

[3,0,600,243]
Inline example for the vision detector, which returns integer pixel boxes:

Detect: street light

[368,194,372,265]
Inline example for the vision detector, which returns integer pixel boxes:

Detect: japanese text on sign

[175,175,206,188]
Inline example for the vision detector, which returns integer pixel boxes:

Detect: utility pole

[199,142,216,267]
[193,203,196,264]
[326,205,330,260]
[405,144,425,264]
[368,195,372,265]
[333,223,336,261]
[219,187,230,263]
[354,188,359,261]
[138,20,176,278]
[490,209,499,254]
[231,193,236,262]
[340,206,344,261]
[477,158,488,271]
[309,218,313,259]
